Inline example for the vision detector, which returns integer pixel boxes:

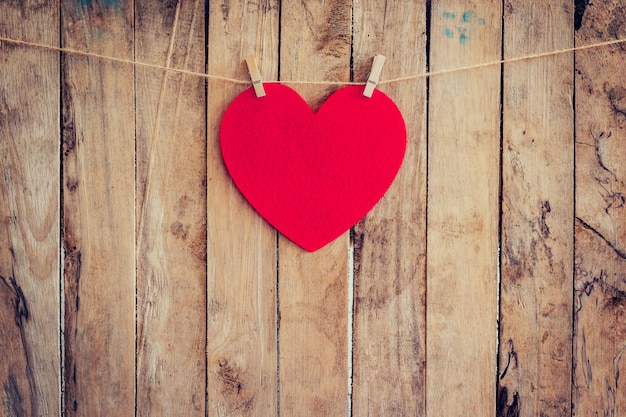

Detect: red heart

[220,83,406,252]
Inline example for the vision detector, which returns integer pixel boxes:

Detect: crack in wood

[539,201,551,238]
[574,267,626,317]
[586,129,626,215]
[574,0,588,31]
[613,344,626,390]
[60,50,84,414]
[576,217,626,259]
[0,273,37,416]
[605,378,617,416]
[580,330,593,388]
[2,373,25,417]
[0,273,29,325]
[608,86,626,120]
[499,339,518,380]
[496,385,520,417]
[590,130,616,178]
[62,249,81,414]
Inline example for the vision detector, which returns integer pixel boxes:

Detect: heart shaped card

[220,83,406,252]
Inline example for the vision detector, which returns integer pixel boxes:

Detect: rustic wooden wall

[0,1,625,416]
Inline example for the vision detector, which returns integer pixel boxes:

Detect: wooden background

[1,0,625,416]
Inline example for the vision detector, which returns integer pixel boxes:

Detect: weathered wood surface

[499,1,574,416]
[278,2,351,416]
[1,1,625,416]
[206,1,279,416]
[351,1,427,416]
[135,1,207,416]
[427,1,501,415]
[573,1,626,416]
[0,2,60,417]
[61,1,135,416]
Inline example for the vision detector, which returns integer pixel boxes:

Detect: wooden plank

[61,1,135,416]
[573,221,626,416]
[277,1,352,415]
[350,1,427,416]
[0,2,60,417]
[573,2,626,416]
[206,0,279,415]
[499,2,574,416]
[426,1,501,415]
[135,1,206,416]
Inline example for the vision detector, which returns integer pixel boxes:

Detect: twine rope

[1,35,625,86]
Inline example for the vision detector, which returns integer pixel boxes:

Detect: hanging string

[0,36,248,84]
[1,35,625,86]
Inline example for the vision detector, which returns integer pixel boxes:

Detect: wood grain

[3,3,626,416]
[0,276,33,417]
[427,1,501,415]
[61,1,135,415]
[135,1,207,416]
[573,1,626,416]
[351,1,427,416]
[0,2,60,416]
[278,1,351,415]
[499,1,574,416]
[206,0,279,415]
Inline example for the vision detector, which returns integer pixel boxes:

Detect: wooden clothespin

[245,55,266,98]
[363,55,386,98]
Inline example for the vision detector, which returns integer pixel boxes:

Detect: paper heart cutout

[220,83,406,252]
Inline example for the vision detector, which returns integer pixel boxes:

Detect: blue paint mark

[76,0,122,10]
[462,10,476,23]
[440,10,486,45]
[457,27,468,44]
